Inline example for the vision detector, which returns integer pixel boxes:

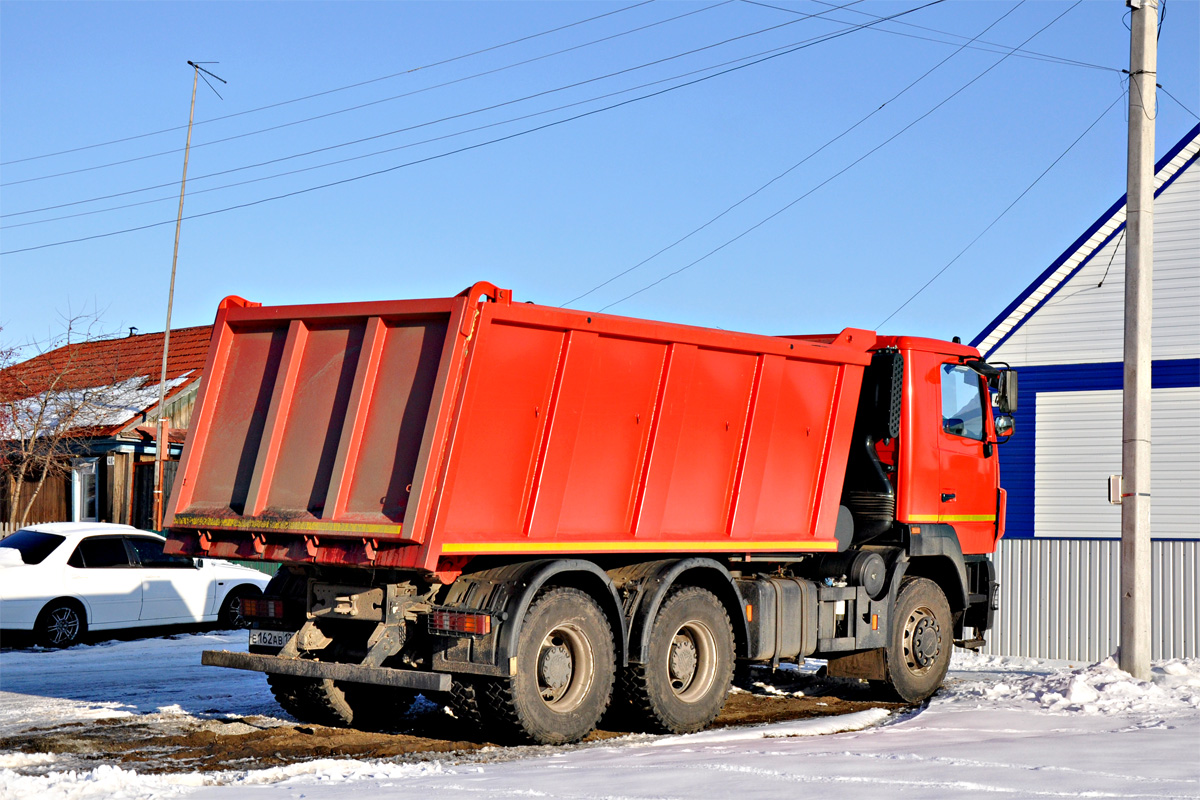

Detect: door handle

[941,492,956,502]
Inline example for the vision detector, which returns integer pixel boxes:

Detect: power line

[751,0,1118,74]
[597,1,1080,312]
[7,29,856,231]
[0,0,944,257]
[0,1,657,167]
[3,0,866,216]
[876,92,1123,328]
[2,2,737,187]
[564,0,1024,308]
[1159,85,1199,119]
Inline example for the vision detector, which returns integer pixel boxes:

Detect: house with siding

[1,326,212,530]
[972,123,1199,660]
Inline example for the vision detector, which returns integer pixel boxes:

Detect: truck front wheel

[882,577,952,703]
[482,587,615,745]
[617,587,734,734]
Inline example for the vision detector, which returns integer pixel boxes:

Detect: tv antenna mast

[154,60,226,532]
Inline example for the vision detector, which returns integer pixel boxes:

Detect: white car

[0,522,273,647]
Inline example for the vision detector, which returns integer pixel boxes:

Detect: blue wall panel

[999,358,1200,538]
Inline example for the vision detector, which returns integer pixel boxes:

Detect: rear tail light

[428,608,492,637]
[242,597,288,620]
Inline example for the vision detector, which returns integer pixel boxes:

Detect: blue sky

[1,1,1197,353]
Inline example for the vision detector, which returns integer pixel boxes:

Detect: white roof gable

[973,124,1200,365]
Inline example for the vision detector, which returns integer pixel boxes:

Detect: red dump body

[165,283,876,577]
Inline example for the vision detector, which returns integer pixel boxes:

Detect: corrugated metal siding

[984,538,1200,660]
[1034,386,1200,539]
[990,159,1199,366]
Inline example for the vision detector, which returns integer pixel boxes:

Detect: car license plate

[249,629,294,648]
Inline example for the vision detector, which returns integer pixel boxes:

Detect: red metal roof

[0,326,213,433]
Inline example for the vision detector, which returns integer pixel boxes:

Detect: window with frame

[70,537,131,569]
[941,364,986,441]
[127,537,195,568]
[0,530,66,565]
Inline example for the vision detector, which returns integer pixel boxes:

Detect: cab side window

[941,364,986,441]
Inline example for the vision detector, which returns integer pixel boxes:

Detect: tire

[881,577,953,703]
[35,600,87,648]
[617,587,734,734]
[267,674,415,730]
[482,587,615,745]
[218,585,261,629]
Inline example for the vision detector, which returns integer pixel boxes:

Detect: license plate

[249,629,294,648]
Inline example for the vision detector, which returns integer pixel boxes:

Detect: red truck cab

[884,336,1008,555]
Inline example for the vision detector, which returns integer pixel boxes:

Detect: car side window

[941,364,986,441]
[71,537,132,568]
[127,537,194,568]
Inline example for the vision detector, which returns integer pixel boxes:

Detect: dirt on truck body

[164,282,1016,745]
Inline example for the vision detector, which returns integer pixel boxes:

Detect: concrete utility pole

[1120,0,1157,681]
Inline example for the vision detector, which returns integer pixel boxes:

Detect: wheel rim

[48,607,80,645]
[536,623,594,712]
[227,596,247,628]
[666,619,718,703]
[902,604,941,675]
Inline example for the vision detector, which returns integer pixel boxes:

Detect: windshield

[0,530,67,564]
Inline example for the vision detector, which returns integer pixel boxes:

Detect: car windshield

[0,530,66,564]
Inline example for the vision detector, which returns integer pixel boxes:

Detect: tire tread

[615,586,733,734]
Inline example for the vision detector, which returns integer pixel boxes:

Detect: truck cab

[886,336,1012,555]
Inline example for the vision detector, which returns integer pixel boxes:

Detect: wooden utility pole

[1119,0,1157,681]
[154,61,224,532]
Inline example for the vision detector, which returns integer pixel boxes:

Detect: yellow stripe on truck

[907,514,997,523]
[441,539,840,554]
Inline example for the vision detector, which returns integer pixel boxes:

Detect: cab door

[937,363,999,554]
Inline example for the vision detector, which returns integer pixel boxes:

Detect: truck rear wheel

[617,587,734,734]
[881,577,952,703]
[482,587,614,745]
[267,674,415,731]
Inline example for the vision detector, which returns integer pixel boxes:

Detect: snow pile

[646,708,890,746]
[949,651,1200,717]
[237,758,447,787]
[0,756,452,800]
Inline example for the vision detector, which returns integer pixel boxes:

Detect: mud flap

[824,648,888,681]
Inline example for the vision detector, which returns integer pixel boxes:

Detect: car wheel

[219,586,261,629]
[35,600,87,648]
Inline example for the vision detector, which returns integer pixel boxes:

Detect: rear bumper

[201,649,452,693]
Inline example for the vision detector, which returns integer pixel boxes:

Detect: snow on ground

[2,632,1198,800]
[0,631,287,738]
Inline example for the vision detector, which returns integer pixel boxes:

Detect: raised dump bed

[165,282,874,574]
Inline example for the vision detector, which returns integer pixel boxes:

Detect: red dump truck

[165,281,1016,744]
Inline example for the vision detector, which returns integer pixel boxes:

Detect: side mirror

[995,414,1015,439]
[997,370,1018,414]
[194,558,205,568]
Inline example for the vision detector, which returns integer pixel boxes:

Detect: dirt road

[1,665,905,774]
